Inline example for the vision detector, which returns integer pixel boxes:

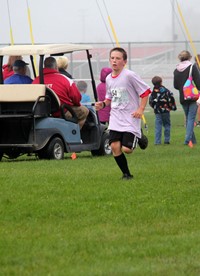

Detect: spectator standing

[149,76,177,145]
[96,67,112,124]
[174,50,200,147]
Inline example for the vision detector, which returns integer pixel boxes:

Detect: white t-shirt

[106,68,150,138]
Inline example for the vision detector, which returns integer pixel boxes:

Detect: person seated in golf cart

[2,55,23,81]
[32,56,89,129]
[4,60,33,84]
[56,56,73,79]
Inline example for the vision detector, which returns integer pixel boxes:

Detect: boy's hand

[132,107,144,119]
[95,101,104,111]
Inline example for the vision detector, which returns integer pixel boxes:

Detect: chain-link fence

[1,41,200,107]
[68,41,200,107]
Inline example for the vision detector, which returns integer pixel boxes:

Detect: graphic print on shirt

[111,87,129,108]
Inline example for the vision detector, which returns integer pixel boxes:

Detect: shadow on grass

[1,152,112,163]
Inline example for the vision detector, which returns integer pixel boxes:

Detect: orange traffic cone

[71,152,77,159]
[188,141,193,148]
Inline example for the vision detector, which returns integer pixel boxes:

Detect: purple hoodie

[96,67,112,123]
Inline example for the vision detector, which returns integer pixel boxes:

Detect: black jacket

[173,64,200,104]
[149,86,177,114]
[59,68,73,79]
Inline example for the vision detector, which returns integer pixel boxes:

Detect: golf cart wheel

[46,137,64,160]
[91,132,112,156]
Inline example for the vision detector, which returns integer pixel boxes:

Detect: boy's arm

[166,89,177,111]
[95,99,111,110]
[132,94,149,119]
[169,93,177,111]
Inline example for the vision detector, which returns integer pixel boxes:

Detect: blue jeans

[182,102,198,144]
[155,112,171,144]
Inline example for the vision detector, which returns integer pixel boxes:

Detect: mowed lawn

[1,110,200,275]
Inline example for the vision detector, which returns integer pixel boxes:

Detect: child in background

[149,76,177,145]
[77,80,91,106]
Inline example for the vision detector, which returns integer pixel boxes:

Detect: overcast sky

[1,0,199,44]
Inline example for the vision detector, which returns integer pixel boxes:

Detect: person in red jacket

[32,56,89,128]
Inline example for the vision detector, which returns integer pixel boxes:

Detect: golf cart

[0,44,111,161]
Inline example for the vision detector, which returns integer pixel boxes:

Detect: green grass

[1,110,200,275]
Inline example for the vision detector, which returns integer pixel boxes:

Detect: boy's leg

[155,114,162,144]
[110,131,135,180]
[163,112,171,144]
[111,141,132,177]
[114,152,132,178]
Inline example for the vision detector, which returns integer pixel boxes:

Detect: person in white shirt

[95,47,151,180]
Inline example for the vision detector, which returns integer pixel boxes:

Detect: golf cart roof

[0,44,93,56]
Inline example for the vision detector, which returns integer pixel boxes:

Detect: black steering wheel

[60,103,78,124]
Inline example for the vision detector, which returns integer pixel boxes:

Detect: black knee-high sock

[114,153,131,175]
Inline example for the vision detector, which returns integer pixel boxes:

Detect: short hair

[44,56,57,69]
[57,56,69,70]
[109,47,127,61]
[152,76,162,87]
[77,80,87,91]
[178,50,192,62]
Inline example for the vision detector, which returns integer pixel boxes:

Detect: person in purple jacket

[96,67,112,124]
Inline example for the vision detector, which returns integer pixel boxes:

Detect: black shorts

[109,130,138,150]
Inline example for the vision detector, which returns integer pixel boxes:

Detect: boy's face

[109,50,127,74]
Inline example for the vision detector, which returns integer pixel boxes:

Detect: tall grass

[1,110,200,275]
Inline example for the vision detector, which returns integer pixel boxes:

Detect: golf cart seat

[45,86,60,114]
[0,84,61,118]
[45,88,78,123]
[0,84,48,117]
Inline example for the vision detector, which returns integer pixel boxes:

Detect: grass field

[1,110,200,275]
